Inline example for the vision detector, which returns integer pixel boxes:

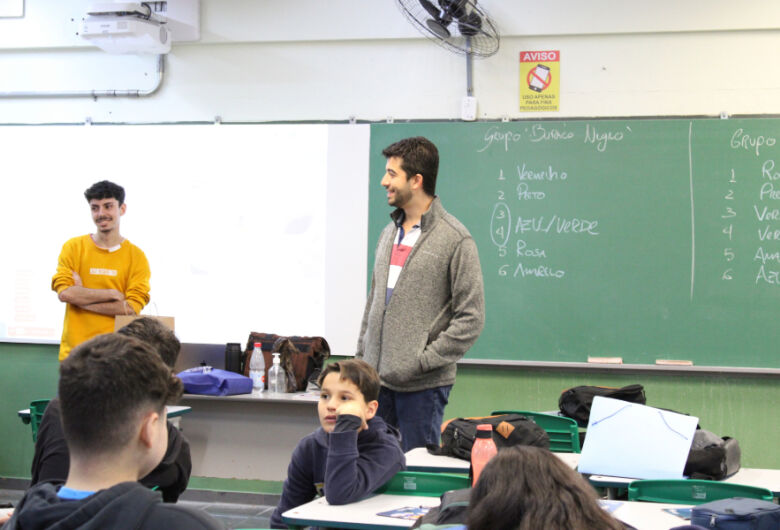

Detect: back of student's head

[117,317,181,368]
[317,359,380,401]
[466,445,624,530]
[59,333,183,457]
[84,180,125,205]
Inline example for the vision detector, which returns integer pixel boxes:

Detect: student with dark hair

[52,180,151,361]
[269,359,405,528]
[2,334,221,530]
[117,316,180,369]
[466,446,625,530]
[357,136,485,451]
[30,318,192,503]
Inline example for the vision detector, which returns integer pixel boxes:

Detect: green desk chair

[491,410,581,453]
[375,471,470,497]
[627,479,773,505]
[29,399,51,443]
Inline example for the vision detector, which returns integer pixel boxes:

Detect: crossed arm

[57,271,135,316]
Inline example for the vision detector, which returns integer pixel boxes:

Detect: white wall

[0,1,779,123]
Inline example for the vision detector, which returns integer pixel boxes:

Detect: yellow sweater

[52,235,150,361]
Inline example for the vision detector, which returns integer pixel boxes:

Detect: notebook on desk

[578,397,698,480]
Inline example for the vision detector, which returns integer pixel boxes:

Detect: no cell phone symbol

[527,64,551,92]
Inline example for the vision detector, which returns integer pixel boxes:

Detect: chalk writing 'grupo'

[731,129,776,157]
[479,127,521,152]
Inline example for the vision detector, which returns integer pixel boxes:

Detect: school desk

[17,405,192,422]
[404,447,580,473]
[281,493,442,530]
[605,500,695,529]
[280,493,692,530]
[588,467,780,497]
[18,404,193,433]
[177,390,321,480]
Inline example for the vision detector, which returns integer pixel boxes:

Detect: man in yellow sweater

[51,181,151,361]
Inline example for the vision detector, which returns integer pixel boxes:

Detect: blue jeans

[377,385,452,452]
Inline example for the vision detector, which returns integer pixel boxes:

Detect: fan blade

[426,18,452,39]
[418,0,441,19]
[458,11,482,36]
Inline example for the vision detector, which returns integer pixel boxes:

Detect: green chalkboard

[368,119,780,368]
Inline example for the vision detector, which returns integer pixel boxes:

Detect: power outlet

[461,96,477,121]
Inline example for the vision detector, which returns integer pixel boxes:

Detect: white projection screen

[0,123,369,354]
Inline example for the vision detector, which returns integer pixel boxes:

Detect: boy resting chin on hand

[269,360,406,529]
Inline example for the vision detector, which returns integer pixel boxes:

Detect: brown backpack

[243,332,330,392]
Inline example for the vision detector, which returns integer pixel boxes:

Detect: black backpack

[410,487,471,528]
[684,430,741,480]
[428,414,550,460]
[558,384,646,427]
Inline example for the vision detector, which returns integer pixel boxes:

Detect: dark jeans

[377,385,452,452]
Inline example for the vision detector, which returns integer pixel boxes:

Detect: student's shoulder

[121,239,149,257]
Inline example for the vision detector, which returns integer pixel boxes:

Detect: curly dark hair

[84,180,126,205]
[118,317,180,369]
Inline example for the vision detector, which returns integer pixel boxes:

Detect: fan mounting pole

[466,36,473,97]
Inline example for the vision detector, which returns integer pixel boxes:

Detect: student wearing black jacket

[30,317,191,503]
[2,334,220,530]
[30,398,191,503]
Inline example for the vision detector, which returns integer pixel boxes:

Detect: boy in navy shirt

[270,359,405,528]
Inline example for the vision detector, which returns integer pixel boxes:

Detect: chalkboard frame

[368,118,780,372]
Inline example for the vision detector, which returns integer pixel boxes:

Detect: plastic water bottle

[471,424,498,486]
[249,342,265,392]
[268,352,287,393]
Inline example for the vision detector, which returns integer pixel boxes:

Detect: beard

[389,186,412,208]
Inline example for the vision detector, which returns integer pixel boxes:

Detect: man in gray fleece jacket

[356,136,485,452]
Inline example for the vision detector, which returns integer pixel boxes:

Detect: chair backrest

[29,399,51,443]
[627,479,774,505]
[374,471,470,497]
[491,410,580,453]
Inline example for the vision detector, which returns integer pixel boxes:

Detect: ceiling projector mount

[81,2,171,54]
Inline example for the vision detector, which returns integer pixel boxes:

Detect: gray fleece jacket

[356,197,485,392]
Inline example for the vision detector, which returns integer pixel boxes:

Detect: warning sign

[519,50,560,112]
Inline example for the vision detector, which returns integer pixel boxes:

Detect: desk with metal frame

[588,467,780,497]
[17,404,192,423]
[281,493,693,530]
[404,447,580,473]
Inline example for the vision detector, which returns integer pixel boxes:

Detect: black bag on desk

[684,429,741,480]
[558,384,646,427]
[410,488,471,529]
[428,414,549,461]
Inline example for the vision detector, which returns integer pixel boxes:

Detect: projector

[81,2,171,54]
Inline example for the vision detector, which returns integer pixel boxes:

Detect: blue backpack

[177,366,253,396]
[691,497,780,529]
